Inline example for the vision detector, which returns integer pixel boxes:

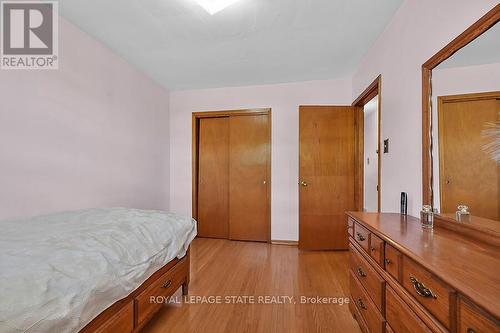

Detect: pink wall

[352,0,499,217]
[0,18,170,220]
[4,0,495,232]
[169,79,352,241]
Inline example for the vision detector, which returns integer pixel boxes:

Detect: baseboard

[271,240,298,246]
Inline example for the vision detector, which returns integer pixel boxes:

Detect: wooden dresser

[347,212,500,333]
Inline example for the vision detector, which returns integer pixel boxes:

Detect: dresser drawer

[135,258,188,326]
[348,217,355,238]
[386,286,432,333]
[385,244,401,281]
[349,244,385,312]
[354,222,370,252]
[458,298,500,333]
[93,301,134,333]
[350,271,385,333]
[402,257,454,330]
[349,297,370,333]
[369,233,384,267]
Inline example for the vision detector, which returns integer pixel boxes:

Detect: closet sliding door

[229,114,270,242]
[193,109,271,242]
[197,117,229,238]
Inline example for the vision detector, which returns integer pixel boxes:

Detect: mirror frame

[421,4,500,241]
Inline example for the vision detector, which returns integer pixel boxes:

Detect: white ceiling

[438,22,500,69]
[59,0,403,90]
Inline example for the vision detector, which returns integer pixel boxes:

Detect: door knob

[300,181,308,187]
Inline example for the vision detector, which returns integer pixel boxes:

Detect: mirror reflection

[432,22,500,222]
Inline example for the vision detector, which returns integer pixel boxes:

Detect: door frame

[352,75,382,212]
[192,108,272,242]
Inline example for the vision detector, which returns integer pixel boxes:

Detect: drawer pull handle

[356,233,366,241]
[370,247,376,252]
[162,279,172,289]
[384,259,391,265]
[357,267,367,277]
[466,329,476,333]
[357,298,367,310]
[409,276,437,299]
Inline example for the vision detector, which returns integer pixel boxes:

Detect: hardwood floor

[142,238,361,333]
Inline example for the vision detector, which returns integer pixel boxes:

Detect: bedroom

[0,0,499,332]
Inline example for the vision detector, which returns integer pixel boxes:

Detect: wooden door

[197,117,229,238]
[229,114,270,241]
[299,106,360,250]
[438,94,499,220]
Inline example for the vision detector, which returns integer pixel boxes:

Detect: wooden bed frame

[80,250,190,333]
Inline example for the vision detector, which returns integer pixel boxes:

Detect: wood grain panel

[350,271,385,333]
[369,232,384,267]
[384,243,402,282]
[354,222,370,252]
[458,297,500,333]
[385,323,395,333]
[229,114,270,241]
[350,238,449,333]
[438,93,500,221]
[299,106,358,250]
[348,217,355,238]
[349,244,385,312]
[386,286,432,333]
[402,257,455,330]
[80,254,186,333]
[350,299,370,333]
[93,301,133,333]
[197,117,229,238]
[135,258,188,326]
[347,212,500,322]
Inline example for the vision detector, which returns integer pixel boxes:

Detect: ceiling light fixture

[192,0,243,15]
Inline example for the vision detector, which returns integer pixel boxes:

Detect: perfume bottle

[400,192,408,216]
[420,205,434,229]
[456,205,470,223]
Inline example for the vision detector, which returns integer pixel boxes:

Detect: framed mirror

[422,5,499,239]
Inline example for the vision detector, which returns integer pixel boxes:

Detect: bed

[0,208,197,333]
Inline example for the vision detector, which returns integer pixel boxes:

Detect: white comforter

[0,208,197,333]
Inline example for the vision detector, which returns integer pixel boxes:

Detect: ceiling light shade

[192,0,243,15]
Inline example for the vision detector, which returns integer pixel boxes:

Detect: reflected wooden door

[197,117,229,238]
[299,106,360,250]
[229,114,270,241]
[438,93,500,220]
